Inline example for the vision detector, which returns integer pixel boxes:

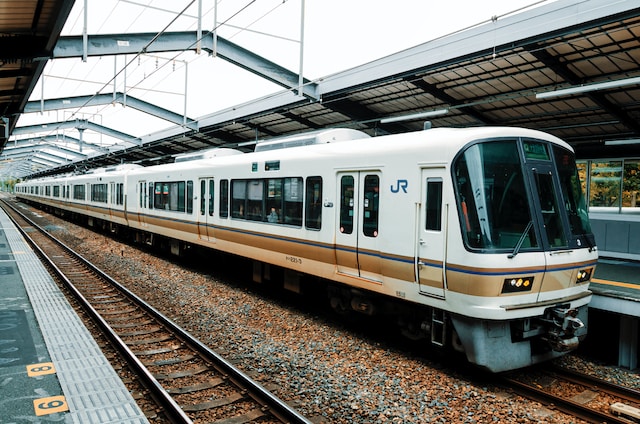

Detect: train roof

[17,127,573,183]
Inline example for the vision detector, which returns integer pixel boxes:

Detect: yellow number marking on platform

[27,362,56,377]
[33,395,68,416]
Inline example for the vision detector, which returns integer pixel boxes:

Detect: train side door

[137,180,148,227]
[416,168,446,298]
[197,178,216,242]
[335,172,382,282]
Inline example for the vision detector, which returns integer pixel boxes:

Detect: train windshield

[552,145,592,239]
[454,138,593,252]
[455,140,537,251]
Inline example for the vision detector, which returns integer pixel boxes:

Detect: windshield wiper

[508,221,533,259]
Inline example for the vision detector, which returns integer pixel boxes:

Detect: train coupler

[540,306,585,352]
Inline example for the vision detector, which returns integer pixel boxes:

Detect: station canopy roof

[1,0,640,180]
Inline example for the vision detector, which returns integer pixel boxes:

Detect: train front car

[447,132,597,372]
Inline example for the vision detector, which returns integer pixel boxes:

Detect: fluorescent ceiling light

[536,76,640,99]
[604,139,640,146]
[380,108,449,124]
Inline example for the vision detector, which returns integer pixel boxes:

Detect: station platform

[0,208,148,423]
[588,258,640,370]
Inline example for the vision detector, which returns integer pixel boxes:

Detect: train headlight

[576,268,592,284]
[501,276,534,294]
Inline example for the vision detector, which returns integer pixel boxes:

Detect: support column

[619,315,638,370]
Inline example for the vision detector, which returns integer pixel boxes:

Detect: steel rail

[2,199,313,424]
[0,200,193,424]
[500,371,634,424]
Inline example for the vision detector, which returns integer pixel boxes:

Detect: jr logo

[390,179,408,193]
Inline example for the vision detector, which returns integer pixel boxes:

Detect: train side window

[232,180,247,218]
[119,183,124,205]
[208,180,214,216]
[148,183,154,209]
[139,182,144,207]
[363,175,379,237]
[283,177,303,226]
[247,180,264,221]
[187,181,194,214]
[200,180,206,215]
[154,181,188,212]
[340,176,354,234]
[73,184,85,200]
[305,176,322,230]
[266,178,283,223]
[426,180,443,231]
[154,182,167,209]
[220,179,229,218]
[153,181,188,213]
[91,183,108,203]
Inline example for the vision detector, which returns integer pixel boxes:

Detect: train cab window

[426,180,443,231]
[553,146,592,242]
[340,176,354,234]
[220,179,229,218]
[454,140,538,251]
[535,171,567,248]
[305,176,322,230]
[363,175,379,237]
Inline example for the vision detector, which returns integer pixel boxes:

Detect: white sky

[17,0,552,151]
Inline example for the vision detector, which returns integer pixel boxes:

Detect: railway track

[1,199,313,424]
[502,365,640,423]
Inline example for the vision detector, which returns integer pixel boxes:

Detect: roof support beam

[13,118,140,146]
[24,92,198,131]
[3,140,90,159]
[54,32,318,100]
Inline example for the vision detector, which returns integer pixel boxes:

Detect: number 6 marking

[33,395,69,416]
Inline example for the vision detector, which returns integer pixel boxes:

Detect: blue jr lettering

[390,179,408,193]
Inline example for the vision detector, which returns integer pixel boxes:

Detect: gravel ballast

[39,211,638,424]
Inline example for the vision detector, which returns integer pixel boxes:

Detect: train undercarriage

[22,199,588,372]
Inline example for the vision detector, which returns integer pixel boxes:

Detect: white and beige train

[16,126,598,372]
